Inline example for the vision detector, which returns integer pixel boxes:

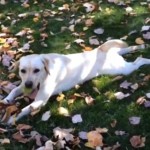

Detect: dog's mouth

[23,83,40,99]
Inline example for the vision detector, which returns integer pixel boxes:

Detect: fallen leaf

[41,110,51,121]
[114,92,130,100]
[115,130,126,136]
[2,104,18,122]
[144,101,150,108]
[85,131,103,148]
[58,107,69,116]
[78,131,88,140]
[53,127,74,141]
[129,116,141,125]
[146,93,150,98]
[0,138,10,144]
[12,132,30,143]
[16,124,32,130]
[89,37,100,45]
[136,96,146,105]
[94,28,104,34]
[45,140,54,150]
[130,135,145,148]
[56,93,65,102]
[120,80,132,89]
[85,96,95,105]
[72,114,83,123]
[74,39,84,44]
[96,127,108,133]
[110,119,117,128]
[135,37,144,45]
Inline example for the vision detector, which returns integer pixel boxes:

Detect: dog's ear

[42,58,50,75]
[9,61,20,72]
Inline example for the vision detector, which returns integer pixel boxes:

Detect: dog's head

[14,54,50,93]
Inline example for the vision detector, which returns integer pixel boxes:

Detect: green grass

[0,0,150,149]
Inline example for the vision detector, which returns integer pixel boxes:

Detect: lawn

[0,0,150,149]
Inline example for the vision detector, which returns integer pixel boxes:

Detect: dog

[2,39,150,124]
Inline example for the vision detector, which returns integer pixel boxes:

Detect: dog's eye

[34,69,40,73]
[20,69,26,73]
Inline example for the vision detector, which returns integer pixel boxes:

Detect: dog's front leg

[7,85,54,124]
[3,85,23,104]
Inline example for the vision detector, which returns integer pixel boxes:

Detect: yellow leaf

[33,17,39,22]
[135,37,144,45]
[0,38,6,44]
[56,93,65,102]
[83,46,93,51]
[58,107,69,116]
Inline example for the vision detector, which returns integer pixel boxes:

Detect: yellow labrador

[3,39,150,124]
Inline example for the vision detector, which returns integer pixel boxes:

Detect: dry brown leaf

[12,132,30,143]
[2,104,18,122]
[110,119,117,128]
[136,96,146,105]
[16,124,32,131]
[83,46,93,51]
[96,127,108,133]
[130,135,145,148]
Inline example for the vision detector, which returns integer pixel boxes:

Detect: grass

[0,0,150,149]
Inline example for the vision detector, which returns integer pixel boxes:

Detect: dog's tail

[98,39,128,52]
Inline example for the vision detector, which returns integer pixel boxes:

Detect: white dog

[2,39,150,124]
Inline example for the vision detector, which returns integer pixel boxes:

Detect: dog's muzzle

[25,81,33,89]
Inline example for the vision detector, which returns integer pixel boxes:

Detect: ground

[0,0,150,150]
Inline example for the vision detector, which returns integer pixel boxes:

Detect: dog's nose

[25,81,33,88]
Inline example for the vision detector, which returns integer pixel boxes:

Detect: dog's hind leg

[118,44,149,55]
[123,57,150,75]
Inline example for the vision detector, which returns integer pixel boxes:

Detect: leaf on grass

[53,127,74,141]
[130,135,145,148]
[96,127,108,133]
[85,18,94,27]
[114,92,130,100]
[78,131,88,140]
[94,28,104,34]
[16,124,32,130]
[115,130,126,136]
[146,93,150,98]
[135,37,144,45]
[58,107,69,116]
[0,138,10,144]
[74,39,84,44]
[89,37,100,45]
[85,96,95,105]
[45,140,54,150]
[12,132,30,143]
[136,96,146,105]
[120,80,132,89]
[41,110,51,121]
[2,104,18,122]
[144,101,150,108]
[131,83,139,90]
[129,116,141,125]
[110,119,117,128]
[85,131,103,148]
[72,114,83,124]
[56,93,65,102]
